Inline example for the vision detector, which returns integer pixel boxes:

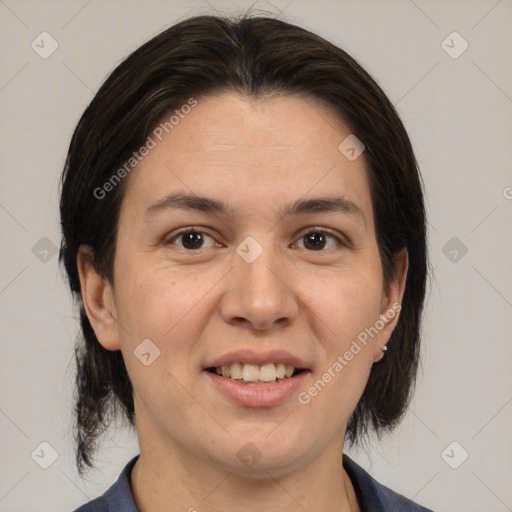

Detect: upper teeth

[215,363,295,381]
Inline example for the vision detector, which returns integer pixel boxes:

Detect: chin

[210,424,315,476]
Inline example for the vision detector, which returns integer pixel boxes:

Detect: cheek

[299,264,383,410]
[112,259,226,392]
[113,256,207,338]
[112,262,209,405]
[307,265,384,347]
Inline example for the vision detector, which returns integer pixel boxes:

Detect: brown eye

[167,229,217,250]
[295,228,345,251]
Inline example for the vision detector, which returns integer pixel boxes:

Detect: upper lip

[204,349,310,370]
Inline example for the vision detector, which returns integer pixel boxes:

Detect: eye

[294,228,346,251]
[166,228,219,251]
[165,226,347,252]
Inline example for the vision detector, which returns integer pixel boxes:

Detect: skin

[78,92,408,512]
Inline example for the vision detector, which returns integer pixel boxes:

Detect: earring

[382,345,388,352]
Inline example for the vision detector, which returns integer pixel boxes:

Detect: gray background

[1,0,511,511]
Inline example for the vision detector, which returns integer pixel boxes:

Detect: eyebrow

[144,192,366,225]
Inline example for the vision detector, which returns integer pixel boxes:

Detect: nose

[219,241,299,332]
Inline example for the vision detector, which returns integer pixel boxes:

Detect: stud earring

[382,345,388,352]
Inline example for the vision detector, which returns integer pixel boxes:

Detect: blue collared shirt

[73,454,434,511]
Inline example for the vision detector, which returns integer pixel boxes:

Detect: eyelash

[165,226,348,252]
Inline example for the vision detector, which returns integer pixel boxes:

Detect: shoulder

[343,454,435,512]
[72,455,140,512]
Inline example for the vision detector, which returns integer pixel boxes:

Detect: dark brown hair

[59,12,428,476]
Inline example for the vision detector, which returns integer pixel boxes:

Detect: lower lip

[203,370,310,407]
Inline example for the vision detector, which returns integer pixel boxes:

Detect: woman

[60,13,432,512]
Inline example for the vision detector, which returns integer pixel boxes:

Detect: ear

[77,245,121,351]
[373,248,408,362]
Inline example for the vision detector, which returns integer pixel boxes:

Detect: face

[79,92,406,477]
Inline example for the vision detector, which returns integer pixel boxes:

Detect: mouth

[205,363,307,385]
[203,361,311,407]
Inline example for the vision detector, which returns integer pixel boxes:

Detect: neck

[130,434,359,512]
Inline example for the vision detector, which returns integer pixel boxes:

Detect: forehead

[161,93,352,162]
[119,92,373,225]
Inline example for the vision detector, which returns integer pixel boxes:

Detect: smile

[204,365,310,407]
[207,362,303,383]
